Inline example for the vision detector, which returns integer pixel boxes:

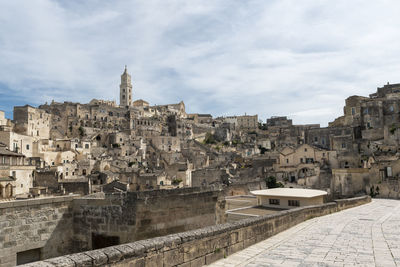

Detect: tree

[78,126,85,137]
[204,132,216,144]
[265,176,284,188]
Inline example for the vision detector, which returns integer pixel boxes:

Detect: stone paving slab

[208,199,400,267]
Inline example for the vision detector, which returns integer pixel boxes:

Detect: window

[304,148,307,152]
[314,137,318,142]
[12,171,16,178]
[26,144,29,150]
[269,199,280,205]
[341,143,346,148]
[390,106,394,112]
[300,158,304,163]
[286,159,289,164]
[351,107,355,115]
[85,144,89,149]
[387,166,393,177]
[363,108,369,115]
[288,200,300,207]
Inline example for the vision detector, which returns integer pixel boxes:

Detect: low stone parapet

[22,195,371,267]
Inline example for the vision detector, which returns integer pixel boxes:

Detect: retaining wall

[23,195,371,267]
[0,195,77,266]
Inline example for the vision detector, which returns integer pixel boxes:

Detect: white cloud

[1,0,400,126]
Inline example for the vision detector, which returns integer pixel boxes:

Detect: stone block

[102,247,123,263]
[125,243,146,256]
[84,250,108,265]
[227,241,243,256]
[65,253,92,267]
[177,262,190,267]
[144,252,163,267]
[243,237,256,248]
[163,248,183,266]
[18,262,54,267]
[119,257,145,267]
[189,256,205,267]
[44,256,75,267]
[113,244,138,259]
[205,249,225,265]
[183,240,209,262]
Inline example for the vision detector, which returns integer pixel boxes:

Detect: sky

[1,1,400,126]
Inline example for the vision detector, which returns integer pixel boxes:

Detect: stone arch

[0,184,3,199]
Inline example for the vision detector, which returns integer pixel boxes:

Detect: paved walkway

[209,199,400,267]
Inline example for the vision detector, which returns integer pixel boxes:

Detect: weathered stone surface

[189,256,205,267]
[20,195,371,267]
[210,198,397,267]
[143,252,162,267]
[20,262,54,267]
[44,256,75,267]
[163,247,183,266]
[102,247,123,263]
[83,250,108,266]
[65,253,92,267]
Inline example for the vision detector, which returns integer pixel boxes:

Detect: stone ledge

[0,195,79,210]
[21,195,371,267]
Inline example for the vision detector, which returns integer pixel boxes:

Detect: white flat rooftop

[250,188,327,198]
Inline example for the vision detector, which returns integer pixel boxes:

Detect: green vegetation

[370,186,380,197]
[172,178,182,185]
[203,132,216,144]
[112,143,120,148]
[390,124,397,135]
[258,145,268,154]
[78,126,85,137]
[265,176,284,188]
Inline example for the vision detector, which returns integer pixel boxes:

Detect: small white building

[251,188,327,209]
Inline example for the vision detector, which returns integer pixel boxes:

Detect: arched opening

[5,183,13,198]
[0,184,3,199]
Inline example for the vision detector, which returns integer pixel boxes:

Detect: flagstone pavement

[208,199,400,267]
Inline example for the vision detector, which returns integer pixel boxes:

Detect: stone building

[237,115,258,130]
[267,116,293,128]
[0,143,35,198]
[13,105,51,139]
[0,128,35,157]
[0,110,10,126]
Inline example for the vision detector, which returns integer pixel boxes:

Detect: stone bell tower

[120,65,133,107]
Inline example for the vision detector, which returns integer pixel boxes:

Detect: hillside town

[1,66,400,202]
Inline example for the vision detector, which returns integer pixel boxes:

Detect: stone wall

[0,195,76,267]
[73,188,225,252]
[0,187,225,266]
[23,195,371,267]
